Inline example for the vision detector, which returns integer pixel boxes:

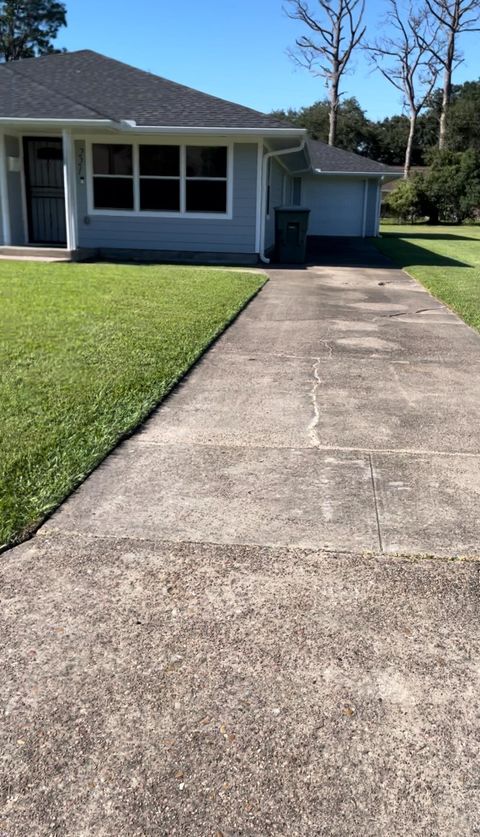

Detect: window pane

[93,144,132,175]
[186,180,227,213]
[140,178,180,211]
[140,145,180,176]
[186,146,227,178]
[93,177,134,210]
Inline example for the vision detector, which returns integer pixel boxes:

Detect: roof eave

[313,167,403,178]
[0,118,306,137]
[116,123,307,137]
[0,117,114,128]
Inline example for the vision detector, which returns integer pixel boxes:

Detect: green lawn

[374,224,480,333]
[0,261,265,547]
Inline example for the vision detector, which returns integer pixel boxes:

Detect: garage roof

[308,139,393,175]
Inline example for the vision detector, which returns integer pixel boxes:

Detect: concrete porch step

[0,247,95,262]
[0,246,72,262]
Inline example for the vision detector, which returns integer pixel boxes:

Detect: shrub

[422,149,480,223]
[384,178,424,223]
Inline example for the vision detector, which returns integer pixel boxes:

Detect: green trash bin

[275,207,310,264]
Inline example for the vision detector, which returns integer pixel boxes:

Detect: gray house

[0,50,399,263]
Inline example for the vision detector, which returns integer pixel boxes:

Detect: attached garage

[299,140,400,239]
[302,175,365,237]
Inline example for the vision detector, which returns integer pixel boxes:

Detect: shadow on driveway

[305,236,395,269]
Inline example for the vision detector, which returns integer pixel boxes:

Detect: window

[90,142,230,215]
[92,144,133,210]
[139,145,180,211]
[186,146,227,213]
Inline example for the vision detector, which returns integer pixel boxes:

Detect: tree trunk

[439,29,456,149]
[328,71,339,146]
[404,112,416,178]
[328,91,338,146]
[328,16,341,147]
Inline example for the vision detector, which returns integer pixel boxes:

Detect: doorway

[23,137,66,245]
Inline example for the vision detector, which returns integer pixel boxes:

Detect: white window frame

[86,137,234,220]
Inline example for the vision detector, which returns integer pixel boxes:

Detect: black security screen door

[23,138,66,245]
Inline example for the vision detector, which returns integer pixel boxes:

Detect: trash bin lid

[275,205,310,211]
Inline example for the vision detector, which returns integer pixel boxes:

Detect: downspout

[259,138,306,264]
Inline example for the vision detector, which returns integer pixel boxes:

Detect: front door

[23,138,66,245]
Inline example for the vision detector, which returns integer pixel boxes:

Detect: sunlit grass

[0,261,265,546]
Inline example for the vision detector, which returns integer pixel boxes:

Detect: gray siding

[75,141,258,253]
[264,157,285,252]
[6,135,25,245]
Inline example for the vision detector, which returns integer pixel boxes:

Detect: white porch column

[62,129,77,252]
[0,133,11,246]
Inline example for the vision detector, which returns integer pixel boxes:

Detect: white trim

[314,168,402,178]
[0,134,11,245]
[180,145,186,213]
[0,118,114,128]
[85,138,234,220]
[62,129,77,250]
[133,142,140,212]
[0,119,307,140]
[361,178,368,239]
[254,141,263,253]
[117,124,307,138]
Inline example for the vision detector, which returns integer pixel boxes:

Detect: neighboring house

[0,50,400,263]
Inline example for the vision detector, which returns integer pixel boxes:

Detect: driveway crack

[307,341,333,446]
[307,356,322,446]
[369,454,384,553]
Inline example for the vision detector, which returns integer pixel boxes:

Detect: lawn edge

[372,234,480,337]
[1,271,268,556]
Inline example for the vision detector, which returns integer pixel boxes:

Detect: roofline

[116,122,306,137]
[0,117,305,137]
[313,168,403,178]
[0,117,114,127]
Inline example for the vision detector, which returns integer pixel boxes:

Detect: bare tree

[423,0,480,147]
[286,0,366,145]
[366,0,442,177]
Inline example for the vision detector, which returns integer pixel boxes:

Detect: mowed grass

[374,224,480,333]
[1,261,265,547]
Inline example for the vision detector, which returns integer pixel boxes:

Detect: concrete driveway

[2,243,480,835]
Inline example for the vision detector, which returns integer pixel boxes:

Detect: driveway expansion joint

[131,439,480,458]
[35,527,480,561]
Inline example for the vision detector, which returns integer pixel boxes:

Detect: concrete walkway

[2,247,480,835]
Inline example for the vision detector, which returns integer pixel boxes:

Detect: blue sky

[59,0,480,121]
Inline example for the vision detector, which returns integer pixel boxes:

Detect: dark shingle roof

[308,138,393,174]
[0,50,293,129]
